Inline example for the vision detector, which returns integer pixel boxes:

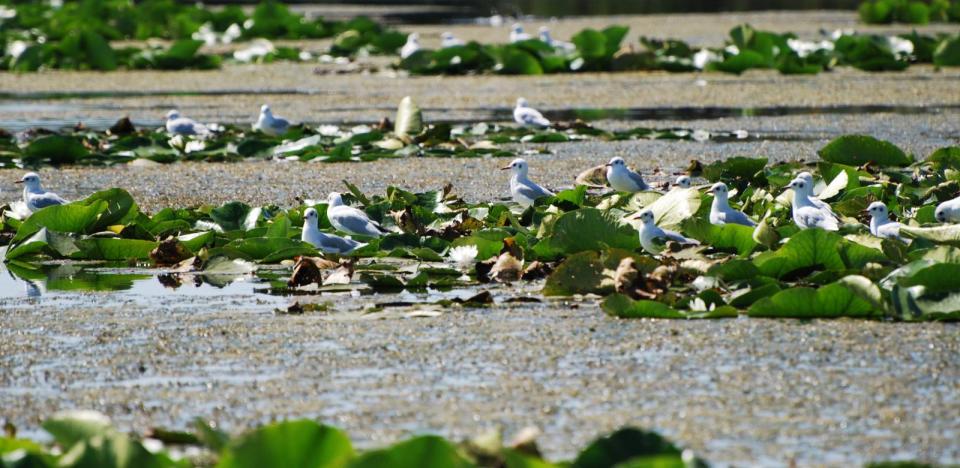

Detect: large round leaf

[818,135,912,167]
[217,420,353,468]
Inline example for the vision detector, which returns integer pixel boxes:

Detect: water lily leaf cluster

[3,134,959,321]
[0,410,708,467]
[0,117,744,169]
[398,23,960,76]
[0,1,407,71]
[859,0,960,24]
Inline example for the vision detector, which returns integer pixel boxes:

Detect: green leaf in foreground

[818,135,912,167]
[572,427,686,468]
[348,435,470,468]
[217,420,354,468]
[748,281,882,319]
[42,410,114,448]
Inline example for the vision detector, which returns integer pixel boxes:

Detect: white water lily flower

[167,134,185,151]
[734,129,749,139]
[448,245,478,268]
[692,129,710,142]
[786,38,834,58]
[692,49,719,70]
[6,40,27,60]
[317,125,341,136]
[223,24,242,43]
[0,5,16,19]
[688,297,716,312]
[233,39,275,62]
[184,140,206,154]
[888,36,914,57]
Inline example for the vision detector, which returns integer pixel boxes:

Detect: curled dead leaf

[575,164,608,189]
[150,237,191,266]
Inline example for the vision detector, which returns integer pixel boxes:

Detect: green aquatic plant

[2,135,959,321]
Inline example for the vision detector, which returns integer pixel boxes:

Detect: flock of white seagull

[11,96,960,257]
[399,24,572,60]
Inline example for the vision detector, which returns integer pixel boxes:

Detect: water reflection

[0,261,265,299]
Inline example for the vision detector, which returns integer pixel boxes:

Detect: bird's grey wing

[811,197,836,215]
[335,211,382,236]
[626,170,649,191]
[273,117,290,128]
[32,193,67,209]
[519,109,549,126]
[663,229,699,244]
[517,181,553,200]
[726,210,756,227]
[169,119,197,134]
[332,236,366,253]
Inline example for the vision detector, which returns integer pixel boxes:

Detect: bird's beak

[627,212,641,220]
[14,180,23,184]
[604,163,612,167]
[500,165,511,170]
[706,188,714,193]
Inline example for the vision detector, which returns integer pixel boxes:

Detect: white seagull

[539,26,574,51]
[632,209,700,254]
[796,171,835,215]
[675,176,692,189]
[165,110,207,136]
[253,104,290,136]
[509,23,531,43]
[866,201,908,243]
[605,157,649,192]
[513,98,550,128]
[400,33,420,59]
[326,192,387,238]
[787,177,839,231]
[440,32,464,48]
[16,172,67,213]
[707,182,756,227]
[502,158,553,207]
[935,195,960,223]
[301,208,368,254]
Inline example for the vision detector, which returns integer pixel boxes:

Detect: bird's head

[866,201,888,219]
[787,178,811,195]
[515,97,528,108]
[327,192,344,207]
[707,182,728,198]
[605,157,626,168]
[501,158,528,175]
[165,109,180,121]
[303,207,319,226]
[16,172,41,189]
[260,104,271,115]
[631,209,655,225]
[935,204,948,223]
[675,175,691,188]
[512,23,524,34]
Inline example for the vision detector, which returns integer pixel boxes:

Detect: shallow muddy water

[1,10,959,466]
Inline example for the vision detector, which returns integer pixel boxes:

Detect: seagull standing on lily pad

[441,32,464,48]
[866,202,908,243]
[509,23,531,43]
[935,195,960,223]
[326,192,387,237]
[301,208,367,254]
[400,33,420,59]
[787,177,839,231]
[513,98,550,128]
[165,109,208,136]
[502,158,553,207]
[632,209,700,254]
[605,157,649,192]
[253,104,290,136]
[16,172,67,212]
[707,182,756,227]
[539,26,575,51]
